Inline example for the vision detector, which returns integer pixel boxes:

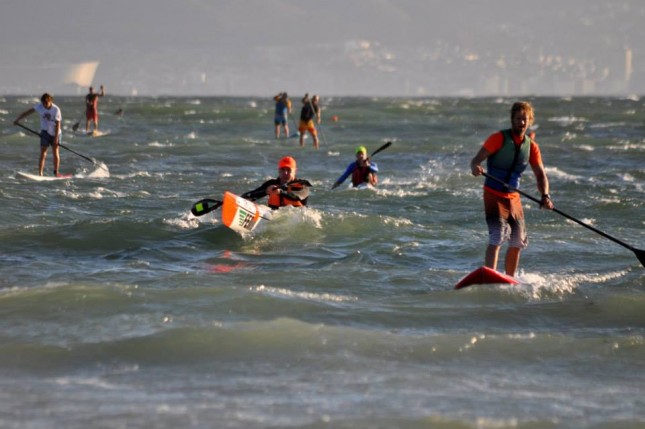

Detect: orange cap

[278,156,296,170]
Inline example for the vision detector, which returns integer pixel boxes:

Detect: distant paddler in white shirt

[331,146,379,189]
[14,93,63,177]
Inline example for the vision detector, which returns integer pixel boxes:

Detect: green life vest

[485,129,531,191]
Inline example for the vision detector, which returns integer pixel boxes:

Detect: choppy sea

[0,95,643,428]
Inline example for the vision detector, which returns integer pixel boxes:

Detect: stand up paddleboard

[455,266,520,289]
[16,171,74,181]
[220,191,272,234]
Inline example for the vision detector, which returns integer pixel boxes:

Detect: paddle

[482,172,645,267]
[72,115,83,132]
[15,122,97,166]
[370,141,392,157]
[308,98,326,146]
[191,179,313,217]
[288,112,300,138]
[331,141,392,190]
[191,198,223,217]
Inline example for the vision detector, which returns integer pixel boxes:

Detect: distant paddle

[482,172,645,267]
[71,116,82,132]
[331,141,392,190]
[15,122,99,167]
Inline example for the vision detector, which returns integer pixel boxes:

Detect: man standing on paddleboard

[298,94,321,149]
[241,156,311,209]
[331,145,379,189]
[273,92,292,139]
[85,85,105,135]
[470,101,554,277]
[14,93,63,177]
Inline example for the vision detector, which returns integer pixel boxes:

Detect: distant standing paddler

[273,92,292,139]
[85,85,105,134]
[299,94,321,149]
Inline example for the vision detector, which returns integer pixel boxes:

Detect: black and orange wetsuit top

[241,178,310,209]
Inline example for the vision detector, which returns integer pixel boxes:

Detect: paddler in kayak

[241,156,311,209]
[470,101,554,277]
[331,145,378,189]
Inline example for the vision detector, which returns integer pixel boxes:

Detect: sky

[1,0,643,97]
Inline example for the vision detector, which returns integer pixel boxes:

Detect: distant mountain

[1,0,643,95]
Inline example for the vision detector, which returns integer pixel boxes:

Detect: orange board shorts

[298,120,318,136]
[483,189,528,249]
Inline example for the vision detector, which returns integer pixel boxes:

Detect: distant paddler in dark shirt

[332,146,379,189]
[241,156,312,209]
[298,93,321,149]
[85,85,105,134]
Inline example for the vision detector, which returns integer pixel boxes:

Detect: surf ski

[220,191,272,234]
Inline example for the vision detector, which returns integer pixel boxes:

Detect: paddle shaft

[16,122,96,165]
[370,141,392,158]
[482,172,644,261]
[308,99,326,146]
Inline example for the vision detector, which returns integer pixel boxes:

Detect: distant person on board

[299,93,321,149]
[331,145,379,189]
[273,92,292,139]
[470,101,554,277]
[85,85,105,134]
[14,93,63,177]
[241,156,311,209]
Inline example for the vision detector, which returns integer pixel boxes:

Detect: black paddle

[191,179,314,217]
[15,122,97,165]
[72,116,83,132]
[331,141,392,190]
[482,172,645,267]
[191,198,223,217]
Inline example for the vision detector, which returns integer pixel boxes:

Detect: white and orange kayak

[220,191,272,234]
[455,266,520,289]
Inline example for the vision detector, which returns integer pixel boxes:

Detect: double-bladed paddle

[191,198,223,217]
[482,172,645,267]
[190,179,313,217]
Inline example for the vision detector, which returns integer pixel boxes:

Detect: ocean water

[0,95,643,429]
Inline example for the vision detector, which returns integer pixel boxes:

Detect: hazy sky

[1,0,643,96]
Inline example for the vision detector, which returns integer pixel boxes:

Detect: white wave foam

[548,116,587,125]
[251,284,357,303]
[513,268,629,299]
[544,166,585,183]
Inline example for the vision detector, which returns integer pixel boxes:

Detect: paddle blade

[191,199,222,217]
[370,141,392,157]
[635,248,645,268]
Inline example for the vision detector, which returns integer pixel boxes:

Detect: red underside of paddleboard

[455,266,520,289]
